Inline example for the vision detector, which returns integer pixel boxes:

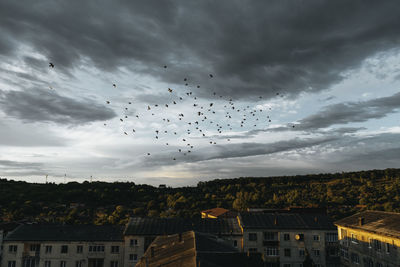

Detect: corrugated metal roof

[239,212,335,230]
[335,210,400,239]
[4,224,124,242]
[124,217,242,236]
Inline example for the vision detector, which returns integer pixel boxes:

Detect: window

[76,246,83,254]
[368,238,373,248]
[61,245,68,254]
[340,247,349,259]
[233,240,238,247]
[30,244,40,252]
[374,239,382,251]
[365,258,373,267]
[110,262,118,267]
[45,261,51,267]
[264,232,276,240]
[313,249,320,257]
[351,253,360,264]
[45,246,52,254]
[129,254,138,261]
[283,264,291,267]
[265,247,278,256]
[376,263,383,267]
[75,261,83,267]
[89,245,104,252]
[284,248,291,257]
[60,261,66,267]
[248,248,257,253]
[351,233,358,243]
[299,249,305,257]
[326,233,338,242]
[313,235,320,241]
[283,233,290,241]
[23,258,36,267]
[8,261,16,267]
[129,239,138,246]
[9,245,17,253]
[386,243,390,254]
[248,233,257,241]
[111,246,119,253]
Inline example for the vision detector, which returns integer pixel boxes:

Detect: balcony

[263,241,279,247]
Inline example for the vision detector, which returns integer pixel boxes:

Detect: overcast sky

[0,0,400,186]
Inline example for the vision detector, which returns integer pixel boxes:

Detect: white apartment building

[239,212,340,267]
[1,225,125,267]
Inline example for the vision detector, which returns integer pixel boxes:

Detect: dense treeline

[1,168,399,225]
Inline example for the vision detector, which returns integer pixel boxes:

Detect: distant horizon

[1,167,398,187]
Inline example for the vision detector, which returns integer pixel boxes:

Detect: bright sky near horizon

[0,1,400,186]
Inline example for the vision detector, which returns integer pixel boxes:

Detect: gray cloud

[1,1,400,99]
[295,92,400,130]
[141,135,340,168]
[0,88,116,124]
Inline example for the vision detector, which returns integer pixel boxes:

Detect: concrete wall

[243,229,338,267]
[337,226,400,267]
[1,241,124,267]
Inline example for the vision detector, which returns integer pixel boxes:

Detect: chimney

[359,217,365,226]
[150,246,155,258]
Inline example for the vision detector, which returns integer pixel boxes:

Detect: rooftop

[136,231,263,267]
[239,212,336,230]
[201,208,235,218]
[335,210,400,239]
[5,224,124,242]
[124,217,242,236]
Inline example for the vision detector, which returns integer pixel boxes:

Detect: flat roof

[239,212,336,230]
[5,224,124,242]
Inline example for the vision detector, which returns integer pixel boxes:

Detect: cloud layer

[1,1,400,99]
[0,89,116,124]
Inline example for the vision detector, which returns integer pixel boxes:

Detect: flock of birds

[49,63,292,161]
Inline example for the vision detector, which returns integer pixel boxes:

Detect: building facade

[239,212,340,267]
[335,210,400,267]
[123,217,243,265]
[1,225,125,267]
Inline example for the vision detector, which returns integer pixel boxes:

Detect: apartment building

[1,225,125,267]
[239,212,340,267]
[335,210,400,267]
[135,231,263,267]
[123,217,242,265]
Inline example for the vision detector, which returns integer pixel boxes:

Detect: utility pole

[90,175,93,183]
[45,175,48,184]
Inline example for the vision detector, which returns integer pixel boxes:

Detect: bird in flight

[49,63,54,68]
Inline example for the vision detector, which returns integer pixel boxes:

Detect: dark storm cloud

[1,1,400,99]
[0,88,116,124]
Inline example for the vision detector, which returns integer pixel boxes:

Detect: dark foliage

[1,168,399,224]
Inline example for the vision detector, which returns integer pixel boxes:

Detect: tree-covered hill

[1,168,399,224]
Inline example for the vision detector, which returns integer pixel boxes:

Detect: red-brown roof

[202,208,230,217]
